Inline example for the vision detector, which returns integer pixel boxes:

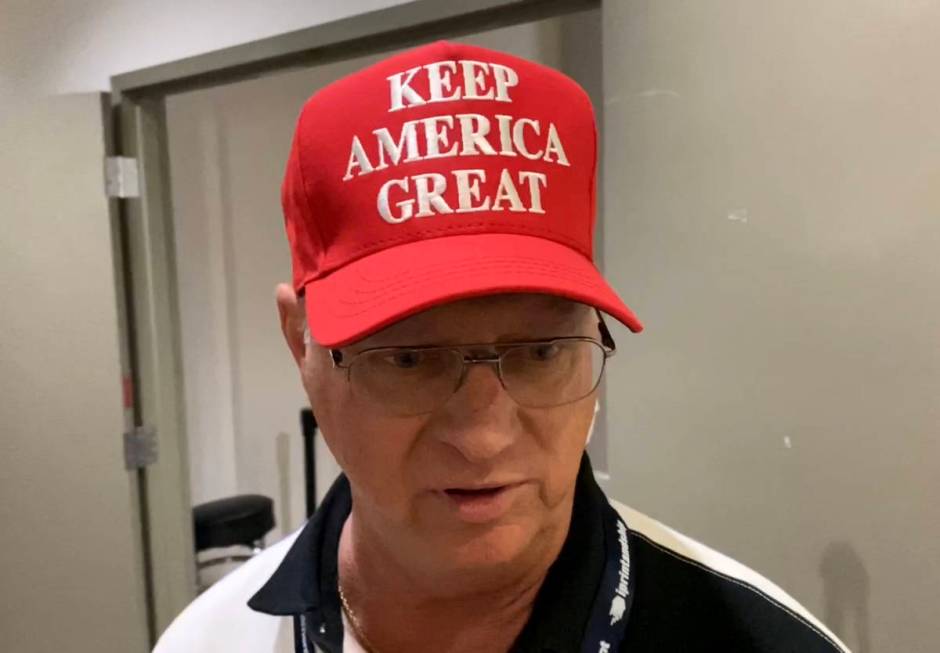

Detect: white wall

[0,0,412,99]
[602,2,940,653]
[1,95,152,653]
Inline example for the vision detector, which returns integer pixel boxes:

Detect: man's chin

[429,520,540,575]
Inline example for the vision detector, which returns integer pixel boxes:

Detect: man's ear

[275,283,306,368]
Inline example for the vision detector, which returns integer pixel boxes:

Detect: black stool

[192,494,275,590]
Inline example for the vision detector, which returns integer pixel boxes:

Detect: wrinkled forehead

[354,293,594,347]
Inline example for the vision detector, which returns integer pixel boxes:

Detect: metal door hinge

[124,426,158,469]
[104,156,140,198]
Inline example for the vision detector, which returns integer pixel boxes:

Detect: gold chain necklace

[338,580,379,653]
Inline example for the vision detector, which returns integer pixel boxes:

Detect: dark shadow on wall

[819,541,871,653]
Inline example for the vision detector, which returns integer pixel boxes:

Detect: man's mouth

[444,486,507,498]
[438,482,524,522]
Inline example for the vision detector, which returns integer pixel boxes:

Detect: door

[118,95,199,637]
[0,93,151,652]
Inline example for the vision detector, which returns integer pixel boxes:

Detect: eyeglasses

[329,312,616,417]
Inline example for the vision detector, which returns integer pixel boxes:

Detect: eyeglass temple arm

[330,349,344,366]
[596,310,617,353]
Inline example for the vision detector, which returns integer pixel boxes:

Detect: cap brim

[303,233,643,348]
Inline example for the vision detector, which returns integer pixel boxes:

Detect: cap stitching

[326,269,608,318]
[325,262,608,317]
[316,224,591,280]
[346,256,601,290]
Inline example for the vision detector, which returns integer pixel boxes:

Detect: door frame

[109,0,604,641]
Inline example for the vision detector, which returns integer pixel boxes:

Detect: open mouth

[438,482,525,523]
[444,486,507,498]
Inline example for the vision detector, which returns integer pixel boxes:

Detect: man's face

[299,293,600,577]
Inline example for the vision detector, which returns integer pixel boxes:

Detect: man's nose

[432,362,517,462]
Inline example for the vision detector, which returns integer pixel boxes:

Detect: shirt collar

[248,453,612,652]
[247,473,349,618]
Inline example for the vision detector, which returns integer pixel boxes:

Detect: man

[155,41,851,652]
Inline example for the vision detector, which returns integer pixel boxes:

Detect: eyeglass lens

[348,341,606,416]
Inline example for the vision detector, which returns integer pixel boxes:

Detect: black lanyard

[295,612,315,653]
[579,502,635,652]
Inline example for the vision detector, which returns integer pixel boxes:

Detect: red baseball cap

[282,40,643,347]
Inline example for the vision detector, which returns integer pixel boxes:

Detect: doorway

[122,0,608,635]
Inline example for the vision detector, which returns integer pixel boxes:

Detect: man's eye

[388,350,423,369]
[528,343,561,361]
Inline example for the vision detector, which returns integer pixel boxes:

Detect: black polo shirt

[248,454,849,653]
